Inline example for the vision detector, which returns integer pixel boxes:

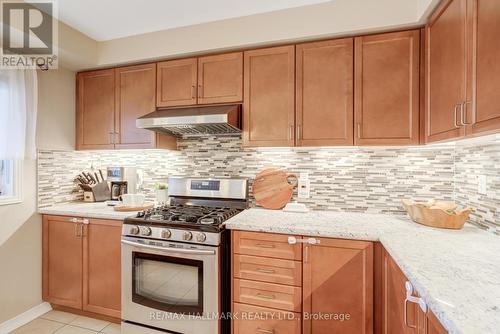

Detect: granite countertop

[38,202,140,220]
[224,208,500,334]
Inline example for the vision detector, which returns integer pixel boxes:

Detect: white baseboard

[0,302,52,334]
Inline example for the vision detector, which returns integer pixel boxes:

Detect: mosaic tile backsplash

[38,136,454,210]
[37,135,500,235]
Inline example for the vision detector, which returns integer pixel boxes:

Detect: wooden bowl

[402,199,473,230]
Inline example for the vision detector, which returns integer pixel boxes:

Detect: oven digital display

[191,180,220,191]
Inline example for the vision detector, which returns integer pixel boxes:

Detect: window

[0,160,22,205]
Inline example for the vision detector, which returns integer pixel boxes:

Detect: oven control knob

[140,226,152,236]
[195,233,207,243]
[182,231,193,241]
[129,226,140,235]
[161,229,172,239]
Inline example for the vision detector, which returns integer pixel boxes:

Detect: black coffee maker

[107,167,138,201]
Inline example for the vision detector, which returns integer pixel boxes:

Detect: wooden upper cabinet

[198,52,243,104]
[115,64,157,149]
[355,30,420,145]
[296,38,354,146]
[83,219,122,318]
[157,58,197,107]
[425,0,469,142]
[471,0,500,134]
[243,46,295,147]
[303,238,373,334]
[76,69,115,150]
[43,215,83,310]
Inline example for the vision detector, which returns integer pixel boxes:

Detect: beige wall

[97,0,420,67]
[0,68,76,324]
[37,68,76,150]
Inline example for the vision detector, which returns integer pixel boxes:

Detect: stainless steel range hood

[136,104,242,137]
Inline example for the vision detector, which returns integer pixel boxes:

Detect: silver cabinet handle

[191,85,196,99]
[288,236,320,245]
[256,328,275,334]
[121,239,215,255]
[255,243,275,249]
[304,245,309,263]
[256,293,275,300]
[296,124,302,141]
[256,268,276,274]
[108,132,115,144]
[198,84,203,98]
[357,123,362,139]
[460,101,474,126]
[288,125,294,141]
[114,132,120,145]
[454,104,462,128]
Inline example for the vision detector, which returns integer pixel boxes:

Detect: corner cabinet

[303,238,373,334]
[232,231,373,334]
[380,247,448,334]
[354,30,420,145]
[43,215,122,319]
[76,67,176,151]
[243,46,296,147]
[426,0,500,142]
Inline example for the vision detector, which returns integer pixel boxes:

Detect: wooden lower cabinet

[232,231,374,334]
[42,215,83,309]
[303,238,373,334]
[83,219,121,318]
[233,303,301,334]
[380,247,448,334]
[43,215,122,319]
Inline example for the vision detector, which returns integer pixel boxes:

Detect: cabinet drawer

[234,254,302,286]
[233,231,301,260]
[233,303,301,334]
[234,279,301,312]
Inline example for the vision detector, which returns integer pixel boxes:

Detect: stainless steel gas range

[121,177,248,334]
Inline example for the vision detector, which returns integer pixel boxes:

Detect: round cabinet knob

[195,233,207,242]
[140,226,152,236]
[129,226,140,235]
[182,231,193,241]
[161,229,172,239]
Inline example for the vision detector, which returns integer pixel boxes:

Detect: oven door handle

[121,239,216,255]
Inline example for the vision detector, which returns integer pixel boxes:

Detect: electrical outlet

[298,173,310,199]
[478,175,487,195]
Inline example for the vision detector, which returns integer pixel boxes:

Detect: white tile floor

[11,310,121,334]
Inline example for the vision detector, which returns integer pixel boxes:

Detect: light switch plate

[298,173,310,199]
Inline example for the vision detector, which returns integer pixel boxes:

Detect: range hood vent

[136,104,242,138]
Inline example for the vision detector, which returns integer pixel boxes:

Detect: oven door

[122,237,219,334]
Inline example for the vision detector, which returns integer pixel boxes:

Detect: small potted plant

[155,183,168,204]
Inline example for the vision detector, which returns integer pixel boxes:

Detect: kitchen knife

[94,172,101,183]
[99,169,105,182]
[82,172,92,184]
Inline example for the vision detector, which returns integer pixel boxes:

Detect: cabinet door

[76,69,115,150]
[157,58,197,107]
[296,38,354,146]
[382,250,419,334]
[115,63,157,149]
[420,311,448,334]
[471,0,500,134]
[303,238,373,334]
[42,215,83,309]
[83,219,122,318]
[354,30,420,145]
[198,52,243,104]
[425,0,469,142]
[243,46,295,147]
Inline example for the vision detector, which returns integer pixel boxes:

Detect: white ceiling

[57,0,331,41]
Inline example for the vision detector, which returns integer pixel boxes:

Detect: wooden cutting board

[253,168,298,209]
[114,202,154,212]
